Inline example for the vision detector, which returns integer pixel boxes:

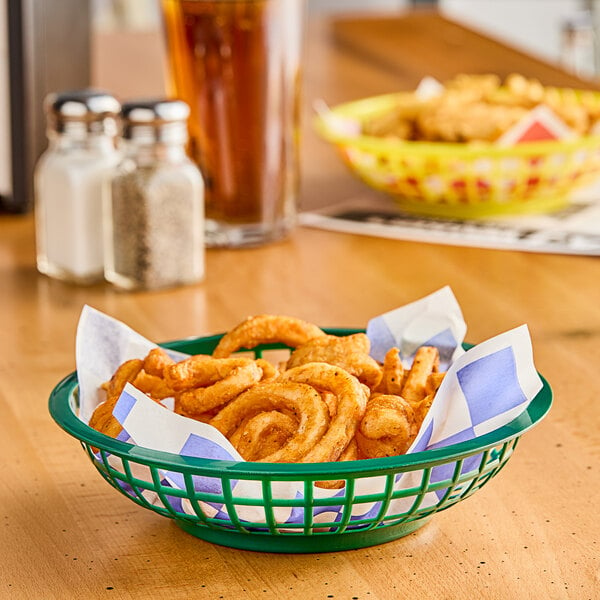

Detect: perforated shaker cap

[120,99,190,144]
[45,89,121,134]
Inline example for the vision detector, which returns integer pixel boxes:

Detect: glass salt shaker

[104,99,205,291]
[34,90,121,283]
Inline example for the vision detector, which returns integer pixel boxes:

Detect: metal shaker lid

[120,99,190,143]
[121,99,190,124]
[44,89,121,134]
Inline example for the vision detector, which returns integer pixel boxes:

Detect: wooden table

[2,10,599,599]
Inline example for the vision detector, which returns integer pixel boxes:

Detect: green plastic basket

[48,329,552,553]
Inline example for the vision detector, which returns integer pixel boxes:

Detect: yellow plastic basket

[315,91,600,219]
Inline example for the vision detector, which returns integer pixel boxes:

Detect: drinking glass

[160,0,304,247]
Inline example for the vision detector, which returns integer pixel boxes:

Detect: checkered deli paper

[76,286,543,526]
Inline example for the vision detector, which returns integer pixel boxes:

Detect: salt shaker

[104,99,205,291]
[34,90,121,283]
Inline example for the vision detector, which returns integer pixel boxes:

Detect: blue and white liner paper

[76,287,543,527]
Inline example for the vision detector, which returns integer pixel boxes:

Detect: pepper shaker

[104,99,205,291]
[34,90,121,283]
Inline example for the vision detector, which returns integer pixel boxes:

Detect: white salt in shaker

[103,99,205,291]
[34,90,121,283]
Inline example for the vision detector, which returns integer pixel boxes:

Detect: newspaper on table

[310,77,600,256]
[299,189,600,256]
[76,287,543,526]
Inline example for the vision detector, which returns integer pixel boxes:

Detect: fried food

[176,362,264,415]
[356,394,418,459]
[360,394,415,440]
[355,345,444,459]
[90,358,144,439]
[279,362,368,463]
[132,371,175,400]
[413,393,435,427]
[255,358,279,381]
[88,395,125,441]
[287,333,383,390]
[315,438,359,490]
[212,314,325,358]
[400,346,440,404]
[93,315,444,467]
[142,347,175,377]
[163,355,267,415]
[361,73,600,142]
[373,346,405,395]
[229,411,298,461]
[165,355,257,390]
[209,382,330,463]
[100,358,143,402]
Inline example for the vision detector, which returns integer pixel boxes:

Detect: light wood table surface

[2,10,599,600]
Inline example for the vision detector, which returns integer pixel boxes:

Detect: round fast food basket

[49,329,552,553]
[315,90,600,219]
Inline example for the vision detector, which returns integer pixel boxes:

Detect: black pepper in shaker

[104,99,205,290]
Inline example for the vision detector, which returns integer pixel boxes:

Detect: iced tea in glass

[160,0,303,247]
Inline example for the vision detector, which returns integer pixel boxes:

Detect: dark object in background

[0,0,91,214]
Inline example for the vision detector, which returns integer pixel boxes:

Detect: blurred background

[92,0,600,78]
[3,0,600,214]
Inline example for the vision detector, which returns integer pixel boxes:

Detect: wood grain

[2,10,599,600]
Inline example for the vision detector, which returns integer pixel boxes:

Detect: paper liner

[76,287,542,527]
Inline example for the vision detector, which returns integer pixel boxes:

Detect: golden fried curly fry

[164,356,258,391]
[90,358,144,439]
[174,402,221,423]
[212,314,326,358]
[176,362,263,415]
[132,371,175,400]
[102,358,144,402]
[315,438,360,489]
[425,371,446,396]
[210,382,330,463]
[143,347,175,377]
[401,346,439,404]
[287,333,383,390]
[359,394,415,440]
[320,391,338,418]
[230,411,298,461]
[355,429,415,459]
[88,396,123,441]
[373,347,405,395]
[255,358,279,381]
[413,392,435,429]
[279,362,368,463]
[356,394,418,459]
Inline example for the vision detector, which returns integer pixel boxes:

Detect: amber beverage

[161,0,303,247]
